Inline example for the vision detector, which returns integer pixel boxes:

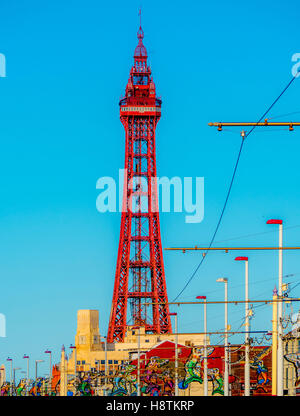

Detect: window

[145,339,149,343]
[101,360,105,364]
[77,361,80,365]
[108,360,112,364]
[93,335,100,344]
[132,331,135,335]
[114,360,118,364]
[78,335,86,345]
[82,360,86,365]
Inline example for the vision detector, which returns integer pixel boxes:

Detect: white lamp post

[6,358,13,396]
[169,313,179,396]
[235,256,250,396]
[267,219,283,396]
[196,296,208,396]
[216,278,229,396]
[23,355,29,396]
[44,350,52,396]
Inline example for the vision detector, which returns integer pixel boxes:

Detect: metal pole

[104,337,107,396]
[272,287,278,396]
[27,358,29,396]
[10,360,13,396]
[228,343,232,396]
[278,223,283,396]
[204,299,208,396]
[137,327,141,397]
[74,347,77,396]
[49,352,52,396]
[97,360,100,396]
[245,260,250,396]
[175,314,179,396]
[224,280,229,396]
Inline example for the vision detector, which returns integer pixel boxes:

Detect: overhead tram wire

[173,74,298,302]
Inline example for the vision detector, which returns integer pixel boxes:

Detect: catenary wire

[173,74,298,301]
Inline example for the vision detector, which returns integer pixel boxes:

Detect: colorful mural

[108,342,235,396]
[250,347,271,392]
[0,342,272,396]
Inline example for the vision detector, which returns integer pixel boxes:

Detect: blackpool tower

[107,25,172,343]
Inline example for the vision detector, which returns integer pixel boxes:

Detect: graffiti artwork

[250,347,271,392]
[0,342,273,396]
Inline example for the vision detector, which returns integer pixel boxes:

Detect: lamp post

[267,219,283,396]
[169,313,179,396]
[6,358,13,396]
[235,256,250,396]
[196,296,208,396]
[104,336,108,396]
[44,350,52,396]
[271,286,278,396]
[70,344,77,396]
[95,360,100,396]
[132,326,141,396]
[100,336,108,396]
[23,355,29,396]
[216,278,229,396]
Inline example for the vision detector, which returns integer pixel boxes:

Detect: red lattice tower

[107,25,172,343]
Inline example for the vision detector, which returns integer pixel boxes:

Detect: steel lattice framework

[107,26,172,343]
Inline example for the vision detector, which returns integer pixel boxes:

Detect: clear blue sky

[0,0,299,379]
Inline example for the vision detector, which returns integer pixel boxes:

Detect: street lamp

[169,313,178,396]
[6,358,13,396]
[235,256,250,397]
[44,350,52,396]
[216,277,229,396]
[132,326,141,396]
[99,336,108,396]
[196,296,208,396]
[267,218,283,396]
[23,355,29,396]
[70,344,77,396]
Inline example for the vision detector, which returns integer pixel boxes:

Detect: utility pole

[70,344,77,396]
[272,286,278,396]
[196,296,208,396]
[278,222,284,397]
[169,313,179,396]
[235,256,250,396]
[267,219,284,396]
[216,278,229,396]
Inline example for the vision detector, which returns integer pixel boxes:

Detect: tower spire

[107,26,172,343]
